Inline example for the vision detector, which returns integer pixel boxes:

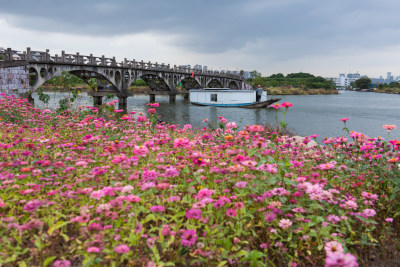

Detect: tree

[249,70,261,79]
[355,78,371,89]
[286,72,315,79]
[269,73,285,79]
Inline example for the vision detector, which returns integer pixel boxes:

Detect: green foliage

[37,87,50,105]
[45,71,86,88]
[130,79,147,86]
[247,72,335,90]
[354,77,372,89]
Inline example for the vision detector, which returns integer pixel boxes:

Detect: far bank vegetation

[248,72,338,95]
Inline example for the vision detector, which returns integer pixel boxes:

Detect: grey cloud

[1,0,400,61]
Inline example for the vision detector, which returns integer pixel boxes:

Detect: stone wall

[0,64,29,96]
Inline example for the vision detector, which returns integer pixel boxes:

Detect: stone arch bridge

[0,48,250,109]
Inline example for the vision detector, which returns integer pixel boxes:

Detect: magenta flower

[280,102,293,108]
[226,209,237,218]
[181,229,197,247]
[23,199,44,212]
[52,260,71,267]
[235,181,247,188]
[114,244,130,254]
[325,252,358,267]
[186,209,202,220]
[87,247,101,253]
[134,223,143,234]
[340,118,349,122]
[149,205,165,213]
[362,209,376,217]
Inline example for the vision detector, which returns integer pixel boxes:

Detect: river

[32,91,400,140]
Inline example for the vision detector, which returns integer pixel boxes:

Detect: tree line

[247,71,335,90]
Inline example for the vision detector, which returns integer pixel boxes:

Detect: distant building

[331,73,361,89]
[243,71,250,79]
[193,64,202,71]
[386,72,394,84]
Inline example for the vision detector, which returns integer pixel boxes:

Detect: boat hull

[190,98,281,108]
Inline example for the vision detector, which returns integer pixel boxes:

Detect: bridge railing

[0,47,242,79]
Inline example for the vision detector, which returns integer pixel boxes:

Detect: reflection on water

[32,91,400,140]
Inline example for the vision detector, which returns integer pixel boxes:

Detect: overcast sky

[1,0,399,77]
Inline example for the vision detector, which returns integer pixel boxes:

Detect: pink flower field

[0,94,399,266]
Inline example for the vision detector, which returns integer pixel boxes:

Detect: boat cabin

[189,88,267,107]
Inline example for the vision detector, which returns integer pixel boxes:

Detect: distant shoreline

[266,87,339,95]
[41,84,340,96]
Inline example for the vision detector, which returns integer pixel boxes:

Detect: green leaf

[61,233,70,242]
[48,221,69,236]
[43,256,56,267]
[217,261,227,267]
[236,250,248,258]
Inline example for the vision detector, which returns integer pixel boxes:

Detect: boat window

[210,94,217,102]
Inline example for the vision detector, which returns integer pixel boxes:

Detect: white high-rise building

[331,73,361,89]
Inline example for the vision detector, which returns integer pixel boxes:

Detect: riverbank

[266,87,338,95]
[374,88,400,94]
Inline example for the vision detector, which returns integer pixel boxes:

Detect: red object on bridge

[192,72,194,78]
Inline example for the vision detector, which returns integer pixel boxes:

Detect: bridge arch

[140,74,171,92]
[27,64,124,93]
[228,80,239,89]
[179,77,202,90]
[206,79,223,88]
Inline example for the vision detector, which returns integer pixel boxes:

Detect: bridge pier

[169,94,176,103]
[27,93,35,105]
[183,93,189,100]
[118,96,128,112]
[93,95,103,107]
[149,93,156,102]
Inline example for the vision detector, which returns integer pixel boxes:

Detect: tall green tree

[355,78,371,89]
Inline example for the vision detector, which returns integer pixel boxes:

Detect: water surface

[32,91,400,140]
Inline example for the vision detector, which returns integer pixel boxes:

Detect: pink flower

[149,205,165,213]
[181,229,197,247]
[235,181,247,188]
[147,108,156,114]
[134,223,143,233]
[385,218,393,222]
[270,103,281,109]
[340,118,349,122]
[279,219,292,229]
[114,244,130,254]
[75,161,88,167]
[186,209,202,220]
[226,122,238,129]
[226,209,237,217]
[383,124,396,132]
[324,241,344,254]
[362,209,376,217]
[280,102,293,108]
[53,260,71,267]
[0,199,6,207]
[325,252,358,267]
[23,200,44,212]
[87,247,101,253]
[137,116,147,122]
[173,138,191,148]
